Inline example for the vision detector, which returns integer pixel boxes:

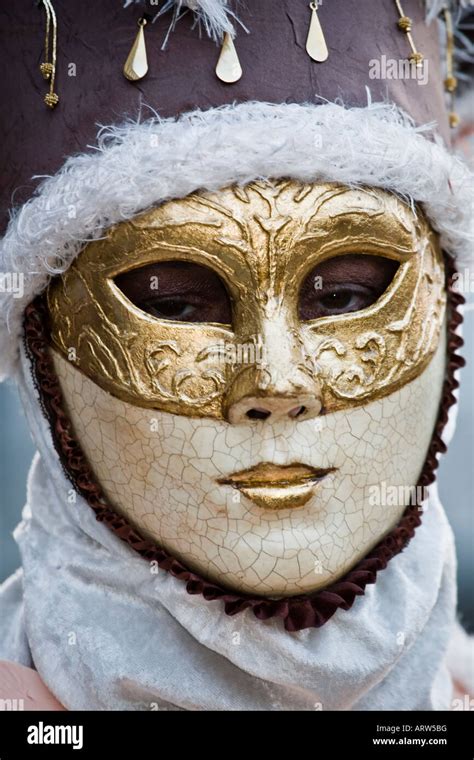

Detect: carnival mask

[46,181,446,597]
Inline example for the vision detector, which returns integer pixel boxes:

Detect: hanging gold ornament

[394,0,424,68]
[443,7,460,129]
[216,32,242,83]
[306,2,328,62]
[124,17,149,82]
[39,0,59,108]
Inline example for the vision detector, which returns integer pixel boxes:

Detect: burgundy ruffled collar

[23,254,464,632]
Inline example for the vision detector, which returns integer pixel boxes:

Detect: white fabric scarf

[0,344,461,710]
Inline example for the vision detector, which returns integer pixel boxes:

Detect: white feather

[425,0,474,23]
[123,0,239,41]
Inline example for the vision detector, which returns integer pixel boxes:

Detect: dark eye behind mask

[116,254,398,326]
[115,261,233,324]
[298,254,399,320]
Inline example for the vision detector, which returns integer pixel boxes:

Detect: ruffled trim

[23,255,465,632]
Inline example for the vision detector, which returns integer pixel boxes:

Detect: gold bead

[449,112,460,128]
[40,62,53,80]
[397,16,412,32]
[444,75,458,93]
[44,92,59,108]
[409,52,424,67]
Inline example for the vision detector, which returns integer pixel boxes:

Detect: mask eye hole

[115,261,233,325]
[298,254,399,321]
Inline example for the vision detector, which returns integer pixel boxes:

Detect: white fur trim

[0,100,473,381]
[158,1,239,43]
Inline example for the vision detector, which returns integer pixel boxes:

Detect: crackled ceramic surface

[52,331,445,597]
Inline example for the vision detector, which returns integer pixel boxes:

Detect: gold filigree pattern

[47,181,446,418]
[144,340,227,406]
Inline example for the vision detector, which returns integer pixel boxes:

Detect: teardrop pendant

[123,18,148,82]
[306,2,328,62]
[216,32,242,83]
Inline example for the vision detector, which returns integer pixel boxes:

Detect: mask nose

[224,305,322,424]
[227,392,321,424]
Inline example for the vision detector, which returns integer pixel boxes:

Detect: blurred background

[0,299,473,631]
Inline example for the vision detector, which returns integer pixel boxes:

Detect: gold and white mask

[46,181,447,597]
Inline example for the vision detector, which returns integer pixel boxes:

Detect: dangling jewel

[306,1,328,62]
[40,62,53,80]
[44,91,59,108]
[39,0,59,108]
[40,0,52,79]
[123,18,148,82]
[394,1,424,68]
[443,7,460,130]
[216,32,242,83]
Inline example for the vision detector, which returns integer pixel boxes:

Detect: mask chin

[47,323,446,598]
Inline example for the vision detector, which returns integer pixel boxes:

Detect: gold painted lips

[218,462,336,510]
